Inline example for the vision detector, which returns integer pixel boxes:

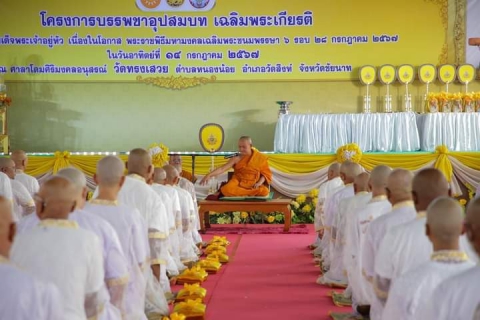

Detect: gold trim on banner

[453,0,466,64]
[136,75,216,90]
[424,0,448,64]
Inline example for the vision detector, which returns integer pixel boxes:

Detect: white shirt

[11,220,105,320]
[0,255,63,320]
[178,177,201,231]
[84,200,149,319]
[151,184,176,234]
[424,266,480,320]
[15,170,39,196]
[384,252,474,320]
[18,209,128,284]
[0,172,13,203]
[11,179,34,221]
[314,177,344,231]
[174,185,197,262]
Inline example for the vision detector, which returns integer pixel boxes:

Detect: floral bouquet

[289,189,319,224]
[463,93,475,113]
[452,93,463,112]
[474,92,480,112]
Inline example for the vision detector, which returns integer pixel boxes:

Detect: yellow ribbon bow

[181,283,207,297]
[173,299,207,316]
[434,145,453,182]
[53,151,71,173]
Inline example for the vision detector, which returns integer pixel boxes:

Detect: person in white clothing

[11,150,39,196]
[152,167,185,273]
[320,172,372,287]
[113,149,171,315]
[86,155,150,319]
[0,158,35,220]
[11,177,106,320]
[319,161,362,277]
[0,172,13,209]
[424,196,480,320]
[0,195,63,320]
[163,165,198,265]
[312,163,343,252]
[352,169,415,317]
[384,197,475,320]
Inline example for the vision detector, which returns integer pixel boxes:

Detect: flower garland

[336,143,362,164]
[148,143,169,168]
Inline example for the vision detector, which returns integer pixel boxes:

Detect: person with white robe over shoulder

[352,169,415,318]
[384,197,475,320]
[0,158,35,221]
[0,195,63,320]
[319,160,363,275]
[11,177,107,320]
[85,155,150,320]
[0,171,13,209]
[18,167,130,320]
[319,172,371,287]
[423,196,480,320]
[312,163,343,252]
[152,167,186,273]
[112,149,171,314]
[164,165,198,265]
[11,150,39,196]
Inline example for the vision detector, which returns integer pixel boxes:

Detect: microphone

[224,152,240,159]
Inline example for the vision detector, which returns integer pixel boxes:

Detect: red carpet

[175,225,347,320]
[204,224,309,234]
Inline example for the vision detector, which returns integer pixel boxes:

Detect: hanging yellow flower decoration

[336,143,362,164]
[148,143,169,168]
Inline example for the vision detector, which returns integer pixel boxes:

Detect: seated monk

[169,154,197,183]
[200,136,272,197]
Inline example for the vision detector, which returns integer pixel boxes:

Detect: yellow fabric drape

[22,149,480,181]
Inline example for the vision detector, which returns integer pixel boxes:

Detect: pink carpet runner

[174,225,346,320]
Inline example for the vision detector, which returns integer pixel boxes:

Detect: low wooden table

[198,199,292,233]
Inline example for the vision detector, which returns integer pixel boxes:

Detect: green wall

[6,80,479,152]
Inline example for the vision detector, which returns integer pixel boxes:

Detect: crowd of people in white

[0,149,203,320]
[313,161,480,320]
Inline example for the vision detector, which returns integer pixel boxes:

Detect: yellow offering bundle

[173,299,207,320]
[209,236,230,247]
[198,257,222,274]
[176,266,209,285]
[206,250,229,264]
[161,313,187,320]
[175,283,207,303]
[204,244,227,255]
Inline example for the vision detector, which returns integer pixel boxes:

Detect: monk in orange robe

[200,136,272,197]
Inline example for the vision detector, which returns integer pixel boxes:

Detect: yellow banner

[0,0,446,82]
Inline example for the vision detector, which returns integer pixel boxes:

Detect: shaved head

[466,197,480,256]
[169,155,182,166]
[163,165,179,185]
[328,163,341,180]
[96,156,125,186]
[427,197,464,244]
[239,136,253,144]
[127,148,152,178]
[354,172,370,194]
[57,167,87,191]
[387,169,413,204]
[153,167,167,184]
[36,176,77,220]
[370,165,392,189]
[10,150,27,170]
[412,168,450,211]
[0,158,16,179]
[238,136,253,156]
[340,161,363,184]
[0,196,14,257]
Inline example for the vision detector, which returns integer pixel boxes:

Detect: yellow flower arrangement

[312,198,318,207]
[302,204,312,213]
[148,143,170,168]
[296,194,306,204]
[336,143,362,164]
[162,313,186,320]
[309,188,319,198]
[240,211,249,219]
[267,216,275,223]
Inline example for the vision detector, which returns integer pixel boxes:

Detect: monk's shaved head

[387,169,413,204]
[37,176,77,220]
[0,158,15,179]
[0,196,14,257]
[127,148,152,178]
[340,161,363,184]
[328,163,341,180]
[96,156,125,186]
[466,198,480,256]
[153,168,167,184]
[163,165,179,185]
[412,168,450,211]
[370,165,392,189]
[427,197,464,244]
[57,167,87,191]
[239,136,253,145]
[10,150,27,167]
[354,172,370,194]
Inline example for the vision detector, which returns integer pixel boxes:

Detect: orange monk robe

[181,170,197,183]
[220,149,272,197]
